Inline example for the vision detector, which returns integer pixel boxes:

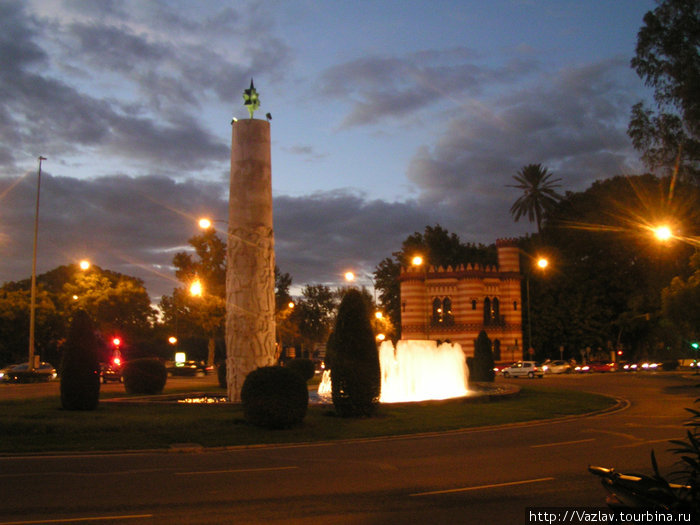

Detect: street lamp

[28,156,46,372]
[190,278,203,297]
[79,260,91,271]
[411,255,430,339]
[526,256,549,361]
[653,225,672,242]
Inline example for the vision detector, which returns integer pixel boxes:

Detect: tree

[327,289,380,417]
[60,310,101,410]
[63,270,156,344]
[162,230,226,366]
[538,174,699,360]
[0,264,154,366]
[629,0,700,181]
[294,284,338,356]
[508,164,563,233]
[662,251,700,347]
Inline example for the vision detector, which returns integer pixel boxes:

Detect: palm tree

[508,164,563,233]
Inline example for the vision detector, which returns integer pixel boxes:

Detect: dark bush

[328,289,380,417]
[285,358,316,382]
[60,310,101,410]
[241,366,308,429]
[471,331,495,382]
[122,358,167,395]
[217,361,227,388]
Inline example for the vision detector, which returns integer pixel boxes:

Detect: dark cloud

[274,191,430,287]
[405,58,644,242]
[319,49,541,128]
[0,1,289,174]
[0,175,429,299]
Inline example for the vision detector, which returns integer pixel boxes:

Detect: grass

[0,385,617,455]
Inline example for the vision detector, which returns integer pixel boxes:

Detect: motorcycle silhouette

[588,464,692,510]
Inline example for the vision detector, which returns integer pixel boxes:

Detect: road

[0,373,698,524]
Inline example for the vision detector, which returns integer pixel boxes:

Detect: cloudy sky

[0,0,655,301]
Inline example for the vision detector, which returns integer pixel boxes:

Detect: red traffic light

[112,337,121,347]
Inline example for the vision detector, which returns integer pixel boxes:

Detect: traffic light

[691,342,699,350]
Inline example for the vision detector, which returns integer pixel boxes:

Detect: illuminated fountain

[317,340,469,403]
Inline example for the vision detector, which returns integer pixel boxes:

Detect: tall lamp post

[28,156,46,372]
[525,256,548,360]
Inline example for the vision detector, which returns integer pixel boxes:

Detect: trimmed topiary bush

[60,310,101,410]
[328,289,381,417]
[241,366,308,429]
[122,358,167,395]
[471,330,496,382]
[285,358,316,382]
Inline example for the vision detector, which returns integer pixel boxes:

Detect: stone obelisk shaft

[226,118,276,403]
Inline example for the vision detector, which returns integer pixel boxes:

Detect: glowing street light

[344,271,356,282]
[168,336,178,345]
[198,218,213,230]
[536,257,548,269]
[411,255,423,267]
[79,260,91,270]
[190,278,203,297]
[653,225,672,242]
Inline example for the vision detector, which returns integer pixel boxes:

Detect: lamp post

[27,156,46,372]
[410,255,430,340]
[525,257,548,360]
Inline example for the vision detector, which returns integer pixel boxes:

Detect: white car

[501,361,545,379]
[545,360,571,374]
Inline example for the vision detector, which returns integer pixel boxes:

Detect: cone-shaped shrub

[60,309,101,410]
[122,358,167,395]
[328,289,380,417]
[241,366,308,429]
[471,330,495,382]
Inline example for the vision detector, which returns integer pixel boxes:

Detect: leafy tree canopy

[629,0,700,180]
[535,174,700,358]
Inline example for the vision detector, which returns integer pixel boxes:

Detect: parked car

[166,360,210,376]
[575,361,617,373]
[589,361,617,372]
[544,360,572,374]
[0,362,57,382]
[99,362,122,383]
[493,362,515,374]
[500,361,545,378]
[620,361,638,372]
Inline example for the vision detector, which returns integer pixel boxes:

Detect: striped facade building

[399,238,523,360]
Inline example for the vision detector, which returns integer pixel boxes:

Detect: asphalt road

[1,372,698,525]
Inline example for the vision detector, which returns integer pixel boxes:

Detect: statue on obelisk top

[242,78,260,119]
[225,80,276,403]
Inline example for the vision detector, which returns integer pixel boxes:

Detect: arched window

[483,297,491,325]
[432,297,442,325]
[493,297,500,322]
[443,297,454,325]
[513,301,518,311]
[472,299,477,310]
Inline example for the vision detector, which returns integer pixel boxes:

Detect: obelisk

[226,81,276,403]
